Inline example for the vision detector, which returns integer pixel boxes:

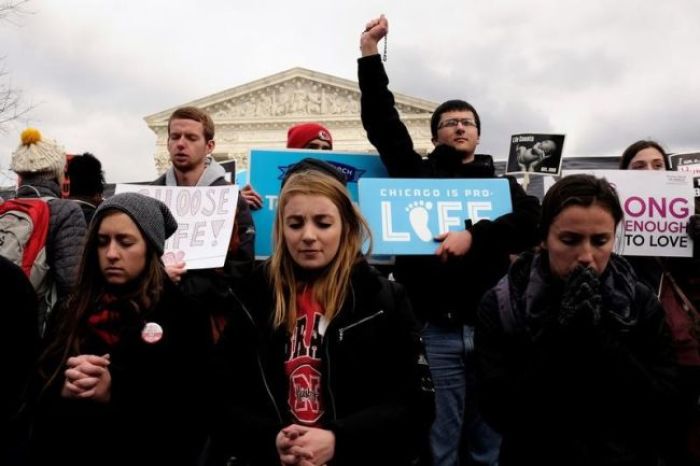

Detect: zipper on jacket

[338,309,385,342]
[323,283,357,420]
[324,337,337,421]
[235,293,283,424]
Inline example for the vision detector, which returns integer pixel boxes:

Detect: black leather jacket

[208,259,435,466]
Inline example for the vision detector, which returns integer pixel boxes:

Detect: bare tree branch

[0,0,30,24]
[0,0,33,132]
[0,70,34,130]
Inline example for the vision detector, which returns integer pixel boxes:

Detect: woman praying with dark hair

[476,174,678,466]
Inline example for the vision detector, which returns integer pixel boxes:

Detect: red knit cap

[286,123,333,149]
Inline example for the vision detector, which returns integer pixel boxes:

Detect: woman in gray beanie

[28,192,213,466]
[93,192,179,257]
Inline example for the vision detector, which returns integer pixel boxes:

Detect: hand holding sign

[163,251,187,283]
[687,214,700,242]
[241,184,263,210]
[434,230,473,262]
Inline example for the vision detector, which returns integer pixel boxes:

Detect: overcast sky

[1,0,699,183]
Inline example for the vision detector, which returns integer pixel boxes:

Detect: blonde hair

[270,170,372,331]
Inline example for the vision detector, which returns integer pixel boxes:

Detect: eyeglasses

[438,118,477,129]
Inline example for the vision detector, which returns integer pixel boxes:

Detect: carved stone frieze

[205,78,370,119]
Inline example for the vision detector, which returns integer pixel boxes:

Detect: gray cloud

[1,0,699,182]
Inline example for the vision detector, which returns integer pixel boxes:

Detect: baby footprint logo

[406,201,433,241]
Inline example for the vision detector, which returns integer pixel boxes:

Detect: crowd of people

[0,14,698,466]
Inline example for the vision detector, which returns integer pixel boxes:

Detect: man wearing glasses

[358,15,541,466]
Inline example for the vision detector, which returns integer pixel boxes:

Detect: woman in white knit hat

[7,128,86,330]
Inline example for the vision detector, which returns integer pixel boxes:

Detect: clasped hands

[276,424,335,466]
[559,265,603,329]
[61,353,112,403]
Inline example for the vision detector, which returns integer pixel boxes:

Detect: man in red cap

[240,122,333,209]
[285,122,333,151]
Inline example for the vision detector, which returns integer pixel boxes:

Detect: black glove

[687,214,700,242]
[559,265,602,329]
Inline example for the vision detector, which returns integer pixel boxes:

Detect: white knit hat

[11,128,66,179]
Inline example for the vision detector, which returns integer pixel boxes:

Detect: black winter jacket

[29,280,212,466]
[0,257,38,465]
[153,170,255,333]
[476,252,679,466]
[208,260,435,466]
[358,54,541,325]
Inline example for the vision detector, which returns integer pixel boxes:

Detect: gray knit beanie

[94,193,178,256]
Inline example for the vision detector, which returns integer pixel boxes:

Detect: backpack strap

[15,184,57,202]
[660,268,700,342]
[16,184,42,197]
[663,271,699,316]
[495,276,517,335]
[656,258,700,327]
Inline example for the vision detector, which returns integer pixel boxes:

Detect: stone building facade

[144,67,437,174]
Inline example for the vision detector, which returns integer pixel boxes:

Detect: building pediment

[144,67,438,174]
[144,67,436,128]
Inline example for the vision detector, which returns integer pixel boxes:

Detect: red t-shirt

[284,287,327,426]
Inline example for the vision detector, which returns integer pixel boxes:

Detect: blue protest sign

[249,148,388,257]
[235,169,248,186]
[359,178,513,255]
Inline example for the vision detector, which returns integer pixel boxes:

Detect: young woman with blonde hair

[209,164,434,466]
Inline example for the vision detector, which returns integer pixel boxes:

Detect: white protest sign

[562,170,694,257]
[670,152,700,175]
[669,153,700,202]
[114,184,238,269]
